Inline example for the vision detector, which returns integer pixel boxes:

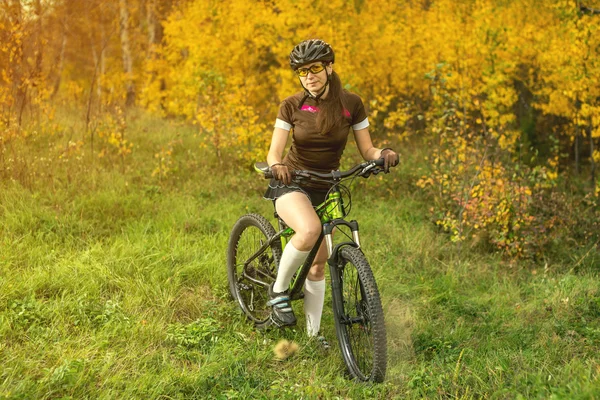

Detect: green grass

[1,110,599,399]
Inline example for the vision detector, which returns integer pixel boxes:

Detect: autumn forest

[2,0,600,258]
[1,0,600,397]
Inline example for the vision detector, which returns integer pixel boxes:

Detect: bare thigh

[275,191,321,252]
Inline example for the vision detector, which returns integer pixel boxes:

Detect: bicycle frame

[271,185,362,300]
[241,158,386,303]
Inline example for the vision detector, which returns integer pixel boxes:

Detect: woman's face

[298,61,332,94]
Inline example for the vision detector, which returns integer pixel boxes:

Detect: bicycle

[226,159,388,382]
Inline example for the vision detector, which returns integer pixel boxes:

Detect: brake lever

[360,166,387,178]
[291,171,311,184]
[360,162,388,178]
[358,163,376,177]
[295,171,310,179]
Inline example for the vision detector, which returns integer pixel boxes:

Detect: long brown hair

[316,70,347,135]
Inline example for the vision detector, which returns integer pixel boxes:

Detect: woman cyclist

[264,39,399,345]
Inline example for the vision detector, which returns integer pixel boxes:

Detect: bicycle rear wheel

[330,246,387,382]
[227,213,282,325]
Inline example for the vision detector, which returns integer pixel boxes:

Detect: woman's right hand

[270,163,292,185]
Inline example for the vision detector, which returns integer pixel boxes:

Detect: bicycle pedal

[257,314,297,330]
[255,319,273,331]
[256,315,282,330]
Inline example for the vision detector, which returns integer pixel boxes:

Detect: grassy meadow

[1,111,600,399]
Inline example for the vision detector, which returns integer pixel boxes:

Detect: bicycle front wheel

[227,213,282,325]
[330,246,387,382]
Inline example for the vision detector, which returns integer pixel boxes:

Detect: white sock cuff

[305,278,326,293]
[273,240,311,293]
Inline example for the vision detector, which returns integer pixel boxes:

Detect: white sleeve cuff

[275,118,292,131]
[352,117,370,131]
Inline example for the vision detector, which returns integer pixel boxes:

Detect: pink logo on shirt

[301,105,319,113]
[301,105,351,118]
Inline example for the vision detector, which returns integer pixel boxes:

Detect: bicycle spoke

[227,214,281,324]
[332,247,386,382]
[343,265,373,374]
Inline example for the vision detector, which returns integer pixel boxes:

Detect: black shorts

[263,179,330,207]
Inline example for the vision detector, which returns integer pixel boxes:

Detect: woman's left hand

[380,148,400,172]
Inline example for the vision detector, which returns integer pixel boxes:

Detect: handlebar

[254,158,386,181]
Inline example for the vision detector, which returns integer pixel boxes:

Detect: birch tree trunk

[52,20,67,98]
[3,0,23,127]
[9,0,26,127]
[589,124,596,192]
[119,0,135,107]
[147,0,156,57]
[576,133,581,175]
[33,0,43,83]
[146,0,167,108]
[98,20,106,110]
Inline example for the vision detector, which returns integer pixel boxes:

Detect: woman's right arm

[267,127,290,166]
[267,127,292,184]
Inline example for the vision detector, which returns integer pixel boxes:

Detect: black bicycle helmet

[289,39,335,70]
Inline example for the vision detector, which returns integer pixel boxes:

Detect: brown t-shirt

[275,91,369,188]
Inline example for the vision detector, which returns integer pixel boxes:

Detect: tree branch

[580,5,600,14]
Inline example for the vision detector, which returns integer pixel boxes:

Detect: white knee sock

[304,278,326,337]
[273,241,310,293]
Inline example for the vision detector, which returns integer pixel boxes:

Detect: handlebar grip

[374,157,385,167]
[254,162,274,179]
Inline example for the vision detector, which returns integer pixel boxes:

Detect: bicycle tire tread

[336,246,387,382]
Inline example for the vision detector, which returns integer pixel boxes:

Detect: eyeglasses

[295,63,327,77]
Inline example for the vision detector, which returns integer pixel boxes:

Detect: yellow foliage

[95,108,133,163]
[1,0,599,257]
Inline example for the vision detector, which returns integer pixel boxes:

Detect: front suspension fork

[324,219,361,258]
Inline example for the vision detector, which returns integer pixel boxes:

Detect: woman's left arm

[354,128,400,171]
[354,128,400,172]
[354,128,384,160]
